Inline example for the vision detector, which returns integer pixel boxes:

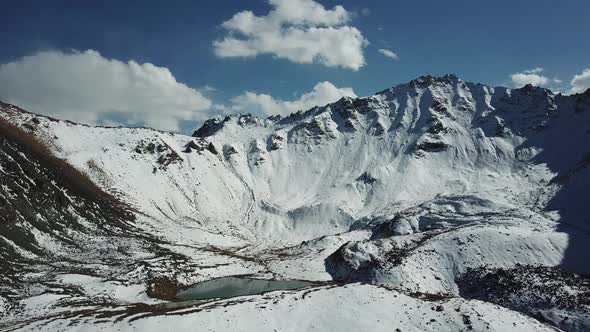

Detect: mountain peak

[410,73,461,86]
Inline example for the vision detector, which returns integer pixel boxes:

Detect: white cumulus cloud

[523,67,544,75]
[0,50,212,131]
[569,68,590,94]
[510,68,550,87]
[227,81,357,116]
[378,48,399,60]
[213,0,368,71]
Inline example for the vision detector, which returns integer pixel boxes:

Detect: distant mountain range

[1,75,589,331]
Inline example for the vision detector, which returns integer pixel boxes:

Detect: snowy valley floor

[1,218,588,332]
[7,283,561,332]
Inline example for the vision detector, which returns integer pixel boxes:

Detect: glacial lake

[176,276,317,301]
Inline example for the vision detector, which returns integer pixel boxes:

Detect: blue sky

[0,0,589,132]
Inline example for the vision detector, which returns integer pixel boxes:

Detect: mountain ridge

[194,74,587,138]
[3,74,587,137]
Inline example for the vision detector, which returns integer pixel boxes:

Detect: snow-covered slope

[1,75,589,331]
[19,284,557,332]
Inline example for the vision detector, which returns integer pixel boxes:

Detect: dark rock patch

[458,265,590,331]
[415,141,449,153]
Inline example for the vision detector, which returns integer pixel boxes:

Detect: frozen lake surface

[176,277,317,301]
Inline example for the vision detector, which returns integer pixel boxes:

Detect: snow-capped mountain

[1,75,589,331]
